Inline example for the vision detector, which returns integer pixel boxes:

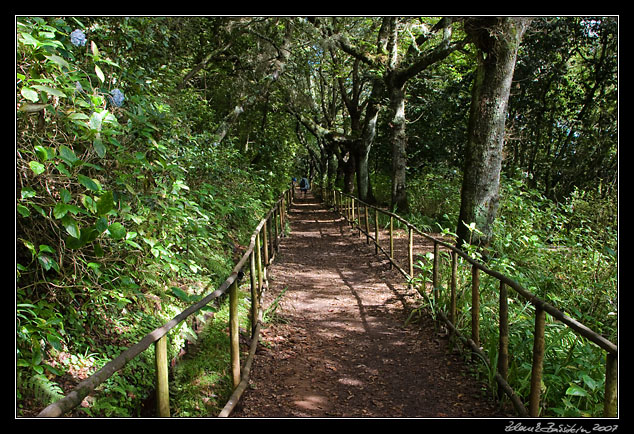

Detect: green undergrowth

[169,283,252,417]
[405,171,617,417]
[16,17,291,417]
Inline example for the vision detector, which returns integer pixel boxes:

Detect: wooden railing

[37,187,293,417]
[318,186,617,418]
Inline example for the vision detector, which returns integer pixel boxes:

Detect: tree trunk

[354,141,377,204]
[342,151,356,194]
[356,81,382,204]
[327,151,338,189]
[389,83,409,213]
[457,17,531,248]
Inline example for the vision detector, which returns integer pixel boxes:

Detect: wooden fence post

[342,196,346,220]
[432,241,439,305]
[389,216,394,270]
[351,198,355,227]
[471,265,480,346]
[364,205,369,243]
[250,251,257,338]
[273,208,279,251]
[155,334,170,417]
[256,233,263,292]
[603,352,618,417]
[498,281,509,400]
[280,197,285,236]
[374,208,379,255]
[450,250,458,325]
[356,201,361,236]
[262,219,269,266]
[229,280,240,389]
[529,305,546,417]
[408,227,414,289]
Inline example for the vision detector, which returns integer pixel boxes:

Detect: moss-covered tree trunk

[389,83,410,214]
[457,17,531,248]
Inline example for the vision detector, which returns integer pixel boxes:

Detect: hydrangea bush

[70,29,86,46]
[110,88,125,107]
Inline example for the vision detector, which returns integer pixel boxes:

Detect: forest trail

[232,191,509,418]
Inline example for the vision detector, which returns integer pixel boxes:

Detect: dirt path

[232,192,509,418]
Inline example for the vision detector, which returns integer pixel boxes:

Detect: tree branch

[178,42,233,90]
[395,35,471,88]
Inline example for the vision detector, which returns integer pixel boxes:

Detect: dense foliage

[16,16,617,417]
[16,16,297,416]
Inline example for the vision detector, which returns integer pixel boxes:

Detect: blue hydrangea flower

[70,29,87,47]
[110,88,125,107]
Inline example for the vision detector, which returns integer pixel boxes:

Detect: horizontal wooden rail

[37,187,292,418]
[318,186,617,418]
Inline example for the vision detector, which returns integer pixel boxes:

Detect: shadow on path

[232,191,510,418]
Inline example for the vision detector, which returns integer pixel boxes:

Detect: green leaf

[59,146,79,166]
[45,54,70,71]
[21,239,36,258]
[19,103,47,113]
[65,237,83,250]
[39,245,55,254]
[81,227,99,243]
[61,215,80,239]
[87,262,102,278]
[89,111,104,131]
[53,203,81,219]
[91,40,100,58]
[95,217,108,233]
[582,374,599,391]
[21,187,36,199]
[29,161,45,176]
[125,239,142,249]
[32,85,66,98]
[37,254,57,272]
[21,87,39,102]
[96,191,114,215]
[95,64,105,83]
[19,32,40,47]
[68,112,90,121]
[170,286,199,303]
[565,384,589,397]
[54,164,71,177]
[53,202,67,219]
[17,204,30,217]
[93,137,106,158]
[66,227,99,250]
[34,145,55,161]
[60,189,72,204]
[81,195,97,214]
[170,286,189,301]
[108,222,126,240]
[46,333,63,351]
[77,174,100,192]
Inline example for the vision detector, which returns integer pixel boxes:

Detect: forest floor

[231,191,512,418]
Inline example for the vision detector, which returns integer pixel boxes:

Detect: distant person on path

[299,177,310,196]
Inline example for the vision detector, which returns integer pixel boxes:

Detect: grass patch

[169,281,253,417]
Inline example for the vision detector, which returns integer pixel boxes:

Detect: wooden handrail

[37,187,292,418]
[320,186,617,417]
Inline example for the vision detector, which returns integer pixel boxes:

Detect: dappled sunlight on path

[232,191,509,418]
